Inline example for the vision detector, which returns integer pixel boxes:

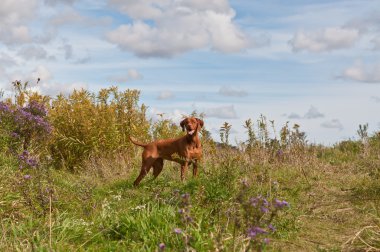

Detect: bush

[49,87,150,171]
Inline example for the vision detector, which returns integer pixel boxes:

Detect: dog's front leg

[192,160,198,177]
[181,161,188,181]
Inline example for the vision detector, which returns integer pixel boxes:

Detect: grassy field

[1,84,379,251]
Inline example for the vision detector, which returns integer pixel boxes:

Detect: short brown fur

[130,117,204,186]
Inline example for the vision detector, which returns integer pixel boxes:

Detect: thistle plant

[173,190,196,251]
[235,180,289,252]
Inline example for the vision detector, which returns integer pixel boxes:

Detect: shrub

[48,87,150,171]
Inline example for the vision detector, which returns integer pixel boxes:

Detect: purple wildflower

[247,227,267,238]
[268,224,276,232]
[24,174,31,180]
[0,102,11,113]
[274,199,289,209]
[263,238,270,244]
[173,228,182,234]
[26,158,38,167]
[250,197,259,207]
[260,206,269,213]
[263,198,269,206]
[158,243,165,250]
[11,132,19,138]
[19,150,29,161]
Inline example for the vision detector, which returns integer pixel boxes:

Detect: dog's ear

[196,118,204,129]
[180,118,186,131]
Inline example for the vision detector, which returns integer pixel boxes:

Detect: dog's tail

[129,136,147,148]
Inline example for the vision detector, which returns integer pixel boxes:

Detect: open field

[1,84,379,251]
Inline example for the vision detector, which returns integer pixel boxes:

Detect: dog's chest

[185,144,202,159]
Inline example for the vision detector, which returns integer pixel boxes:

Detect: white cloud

[44,0,78,6]
[289,27,360,52]
[341,62,380,83]
[157,91,174,100]
[287,106,324,119]
[321,119,343,131]
[219,86,248,97]
[50,8,112,27]
[0,0,38,45]
[287,113,302,119]
[203,105,237,119]
[30,66,87,95]
[109,69,143,83]
[17,45,55,61]
[304,106,324,119]
[30,66,53,83]
[106,0,251,57]
[127,69,143,80]
[148,107,186,124]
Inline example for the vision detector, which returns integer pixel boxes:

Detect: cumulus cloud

[219,86,248,97]
[7,66,87,95]
[30,65,53,83]
[340,62,380,83]
[50,8,112,27]
[44,0,78,6]
[287,113,302,119]
[289,27,360,52]
[0,0,38,45]
[17,45,55,61]
[106,0,251,57]
[110,69,143,83]
[127,69,143,80]
[157,91,174,100]
[304,106,324,119]
[203,105,237,119]
[287,106,324,120]
[321,119,343,131]
[148,107,186,123]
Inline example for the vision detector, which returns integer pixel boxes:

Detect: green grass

[1,140,380,251]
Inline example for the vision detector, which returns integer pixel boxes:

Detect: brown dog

[130,117,204,186]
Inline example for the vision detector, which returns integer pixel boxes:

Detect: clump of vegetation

[0,81,379,251]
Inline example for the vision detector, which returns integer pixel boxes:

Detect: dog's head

[180,117,204,135]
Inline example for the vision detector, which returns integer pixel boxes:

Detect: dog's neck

[185,122,201,145]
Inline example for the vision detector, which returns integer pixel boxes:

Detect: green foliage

[151,114,182,140]
[49,87,150,170]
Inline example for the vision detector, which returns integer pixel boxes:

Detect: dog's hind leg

[133,157,155,186]
[152,158,164,179]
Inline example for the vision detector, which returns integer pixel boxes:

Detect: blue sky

[1,0,379,145]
